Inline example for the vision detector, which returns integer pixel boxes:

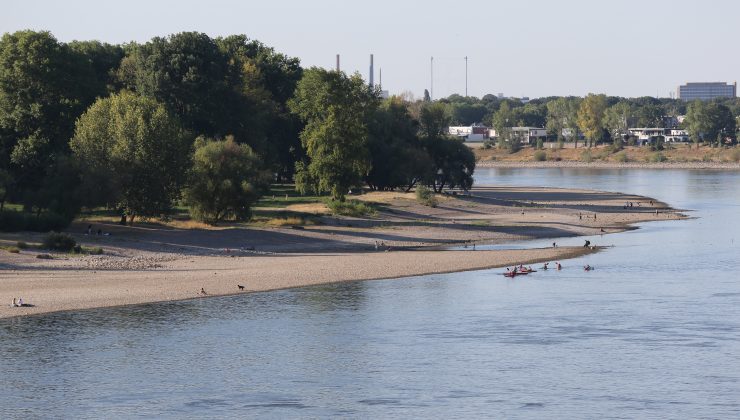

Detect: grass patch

[470,220,490,226]
[326,199,377,217]
[255,184,324,209]
[264,216,314,227]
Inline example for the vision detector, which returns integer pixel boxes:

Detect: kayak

[503,271,530,277]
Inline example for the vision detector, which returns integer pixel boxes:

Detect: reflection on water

[2,168,740,418]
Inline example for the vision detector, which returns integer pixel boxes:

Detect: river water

[2,168,740,419]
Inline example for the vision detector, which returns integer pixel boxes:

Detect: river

[2,168,739,418]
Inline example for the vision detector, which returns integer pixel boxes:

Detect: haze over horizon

[3,0,738,100]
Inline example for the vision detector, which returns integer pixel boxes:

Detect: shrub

[614,151,628,162]
[580,150,593,163]
[535,138,544,150]
[326,199,376,217]
[731,148,740,163]
[0,210,71,232]
[6,247,20,253]
[88,247,104,255]
[42,232,77,251]
[16,241,29,249]
[415,185,438,207]
[482,139,494,150]
[557,138,565,149]
[533,151,547,161]
[650,152,667,163]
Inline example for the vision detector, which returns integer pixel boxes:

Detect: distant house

[448,125,489,141]
[627,128,690,145]
[489,127,547,144]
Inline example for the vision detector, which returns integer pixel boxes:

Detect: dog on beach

[238,285,245,291]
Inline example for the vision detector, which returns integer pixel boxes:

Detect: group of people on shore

[10,297,29,307]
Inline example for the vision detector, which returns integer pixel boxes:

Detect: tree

[418,102,475,192]
[546,97,581,145]
[184,136,270,224]
[0,30,101,212]
[577,94,608,147]
[289,68,379,201]
[366,97,431,191]
[685,101,736,147]
[491,102,515,151]
[603,101,634,147]
[70,91,191,223]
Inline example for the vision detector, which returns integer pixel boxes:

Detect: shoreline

[0,246,598,320]
[0,184,685,319]
[476,160,740,170]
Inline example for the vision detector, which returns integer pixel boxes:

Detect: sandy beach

[0,184,685,318]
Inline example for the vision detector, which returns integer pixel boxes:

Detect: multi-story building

[678,82,736,101]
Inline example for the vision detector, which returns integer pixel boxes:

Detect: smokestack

[336,54,340,72]
[369,54,374,87]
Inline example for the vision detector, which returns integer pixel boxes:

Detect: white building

[448,125,489,141]
[627,128,690,145]
[489,127,547,144]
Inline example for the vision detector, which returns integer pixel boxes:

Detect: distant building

[627,128,689,145]
[448,125,489,141]
[489,127,547,144]
[678,82,736,101]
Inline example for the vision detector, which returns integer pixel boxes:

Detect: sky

[2,0,739,99]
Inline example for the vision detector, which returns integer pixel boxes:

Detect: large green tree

[70,91,191,222]
[546,97,581,145]
[289,68,379,201]
[685,101,736,147]
[577,93,608,147]
[0,30,100,210]
[184,136,270,224]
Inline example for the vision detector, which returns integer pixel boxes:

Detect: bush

[88,247,104,255]
[5,247,20,253]
[415,185,438,207]
[580,150,593,163]
[42,232,77,251]
[0,210,71,232]
[482,139,494,150]
[731,148,740,163]
[650,152,667,163]
[533,151,547,161]
[614,151,628,163]
[535,138,544,150]
[326,199,376,217]
[557,138,565,149]
[16,241,29,249]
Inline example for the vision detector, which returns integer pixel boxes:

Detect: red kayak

[503,271,530,277]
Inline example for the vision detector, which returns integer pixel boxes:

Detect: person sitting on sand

[200,288,207,295]
[11,297,17,307]
[17,297,23,306]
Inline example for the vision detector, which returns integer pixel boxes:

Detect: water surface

[2,168,740,418]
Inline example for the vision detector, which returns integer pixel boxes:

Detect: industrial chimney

[369,54,374,87]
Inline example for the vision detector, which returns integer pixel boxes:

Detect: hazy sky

[2,0,738,99]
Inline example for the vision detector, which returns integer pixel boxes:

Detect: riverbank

[473,144,740,169]
[0,185,684,318]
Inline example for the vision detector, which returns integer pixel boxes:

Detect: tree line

[438,92,739,148]
[0,30,474,228]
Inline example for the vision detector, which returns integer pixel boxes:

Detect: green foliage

[482,139,494,149]
[611,136,624,152]
[535,138,544,150]
[577,94,608,147]
[580,149,593,163]
[289,68,379,201]
[614,151,628,162]
[685,101,736,146]
[425,135,476,192]
[650,152,667,163]
[533,150,547,161]
[415,185,438,207]
[70,91,191,222]
[0,209,71,232]
[603,102,633,140]
[16,241,28,249]
[0,30,102,211]
[184,136,270,224]
[42,231,76,251]
[326,199,376,217]
[366,97,432,191]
